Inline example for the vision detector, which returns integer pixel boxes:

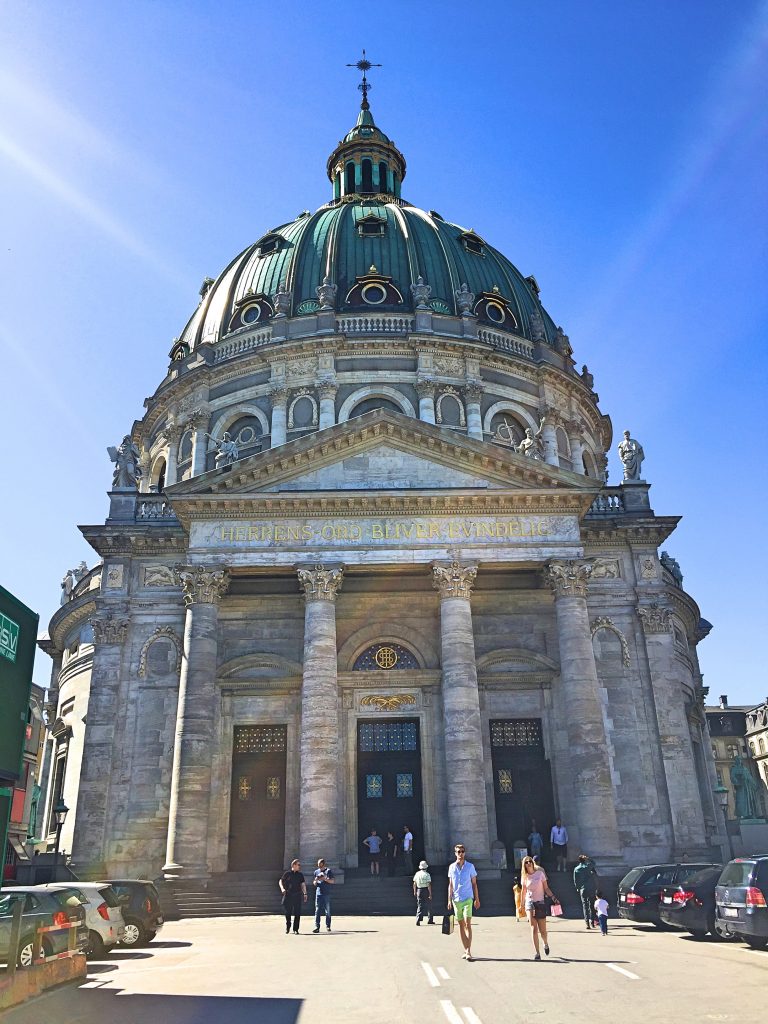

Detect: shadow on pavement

[84,963,119,974]
[472,956,635,965]
[2,989,303,1024]
[148,941,194,948]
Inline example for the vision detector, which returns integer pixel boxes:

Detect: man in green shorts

[447,843,481,961]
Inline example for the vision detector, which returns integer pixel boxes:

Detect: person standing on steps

[573,853,598,929]
[447,844,481,961]
[363,828,382,877]
[550,818,568,872]
[312,858,335,933]
[384,830,398,876]
[279,859,307,934]
[403,825,414,875]
[413,860,435,925]
[528,821,544,862]
[520,854,556,961]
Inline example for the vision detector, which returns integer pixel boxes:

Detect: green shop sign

[0,612,19,663]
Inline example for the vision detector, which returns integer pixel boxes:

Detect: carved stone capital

[90,612,129,645]
[318,380,338,401]
[297,563,344,601]
[165,424,183,445]
[463,380,483,403]
[174,564,230,606]
[545,559,593,599]
[637,602,673,635]
[187,409,209,431]
[432,560,477,600]
[415,376,435,398]
[268,383,288,406]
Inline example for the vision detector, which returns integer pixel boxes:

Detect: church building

[40,74,725,880]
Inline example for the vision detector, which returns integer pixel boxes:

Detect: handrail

[336,314,414,334]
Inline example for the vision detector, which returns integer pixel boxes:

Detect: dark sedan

[618,863,718,926]
[715,856,768,949]
[658,865,726,938]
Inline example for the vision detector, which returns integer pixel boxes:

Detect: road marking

[461,1009,484,1024]
[606,962,640,980]
[437,966,450,979]
[440,1001,465,1024]
[421,961,440,987]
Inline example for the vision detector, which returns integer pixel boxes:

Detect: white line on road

[440,1001,465,1024]
[606,962,641,980]
[421,961,440,987]
[437,966,450,979]
[461,1008,484,1024]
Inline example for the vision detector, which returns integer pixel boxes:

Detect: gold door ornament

[374,646,398,669]
[360,694,416,712]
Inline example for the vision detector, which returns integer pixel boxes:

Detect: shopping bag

[441,911,454,935]
[550,901,563,917]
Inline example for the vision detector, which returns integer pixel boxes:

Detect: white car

[37,883,125,957]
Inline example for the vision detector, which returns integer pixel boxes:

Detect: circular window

[375,646,398,669]
[486,301,506,324]
[242,304,261,324]
[361,283,387,305]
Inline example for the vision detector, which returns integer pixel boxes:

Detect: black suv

[658,864,726,938]
[618,863,718,926]
[715,856,768,949]
[106,880,164,947]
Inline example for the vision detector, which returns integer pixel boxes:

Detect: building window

[498,769,514,794]
[234,725,287,754]
[359,721,417,752]
[716,769,723,786]
[490,719,543,749]
[353,643,419,671]
[712,745,718,759]
[361,159,373,193]
[366,774,383,798]
[345,162,355,194]
[726,743,739,759]
[396,774,413,798]
[760,738,766,754]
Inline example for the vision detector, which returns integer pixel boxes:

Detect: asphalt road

[4,912,766,1024]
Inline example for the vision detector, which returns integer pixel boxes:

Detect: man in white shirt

[402,825,414,874]
[550,819,568,871]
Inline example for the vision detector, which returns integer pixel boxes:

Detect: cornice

[47,595,98,651]
[79,524,188,558]
[582,517,680,546]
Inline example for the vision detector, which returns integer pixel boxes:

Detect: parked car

[0,887,88,967]
[715,856,768,949]
[106,879,164,947]
[617,863,719,926]
[37,882,125,958]
[658,864,727,938]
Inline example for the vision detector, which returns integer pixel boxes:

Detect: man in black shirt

[279,859,307,934]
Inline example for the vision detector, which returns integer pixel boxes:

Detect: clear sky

[1,1,766,703]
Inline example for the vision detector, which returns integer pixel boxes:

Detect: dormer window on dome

[345,266,403,308]
[255,233,283,257]
[474,290,518,330]
[460,231,486,257]
[229,293,274,332]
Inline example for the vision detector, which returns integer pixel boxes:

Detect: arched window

[353,642,419,670]
[345,162,355,194]
[556,427,571,469]
[378,161,388,193]
[726,743,739,759]
[334,172,341,200]
[361,159,373,193]
[760,738,766,754]
[488,412,525,447]
[348,397,404,419]
[228,415,264,456]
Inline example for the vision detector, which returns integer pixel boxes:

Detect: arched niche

[338,622,438,671]
[338,386,416,423]
[483,401,539,436]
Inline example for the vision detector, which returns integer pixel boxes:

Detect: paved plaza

[4,912,766,1024]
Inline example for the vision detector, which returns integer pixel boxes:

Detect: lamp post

[52,799,69,881]
[714,785,733,860]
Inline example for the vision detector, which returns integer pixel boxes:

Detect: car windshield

[718,861,755,887]
[619,868,645,889]
[0,894,24,915]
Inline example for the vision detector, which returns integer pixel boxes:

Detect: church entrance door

[490,719,555,867]
[357,718,424,867]
[229,725,287,871]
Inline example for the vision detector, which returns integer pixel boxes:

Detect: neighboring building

[41,86,725,882]
[2,684,47,880]
[746,698,768,794]
[706,695,766,821]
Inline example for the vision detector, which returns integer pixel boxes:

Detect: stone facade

[39,98,726,880]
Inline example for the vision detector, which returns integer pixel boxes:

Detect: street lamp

[52,799,69,881]
[714,785,733,859]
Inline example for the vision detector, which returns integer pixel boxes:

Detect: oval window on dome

[242,305,261,324]
[361,283,387,305]
[486,301,506,324]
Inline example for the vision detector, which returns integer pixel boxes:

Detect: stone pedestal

[621,481,653,513]
[297,564,344,869]
[464,383,483,441]
[70,611,129,874]
[546,560,621,857]
[432,561,492,864]
[270,385,288,447]
[163,565,229,879]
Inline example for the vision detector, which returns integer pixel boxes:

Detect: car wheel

[120,920,147,947]
[17,937,36,968]
[744,935,768,950]
[87,931,108,959]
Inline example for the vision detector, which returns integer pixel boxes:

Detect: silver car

[36,883,125,957]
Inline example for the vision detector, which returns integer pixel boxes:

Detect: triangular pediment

[166,409,599,523]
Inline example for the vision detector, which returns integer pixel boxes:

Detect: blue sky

[1,1,766,703]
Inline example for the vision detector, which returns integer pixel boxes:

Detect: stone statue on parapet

[618,430,645,481]
[59,562,89,605]
[730,758,764,819]
[516,417,546,461]
[315,276,337,310]
[410,276,432,309]
[529,309,546,342]
[660,551,683,587]
[209,431,240,469]
[455,283,475,316]
[108,435,142,490]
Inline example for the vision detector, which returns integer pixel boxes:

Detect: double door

[490,718,555,864]
[229,725,287,871]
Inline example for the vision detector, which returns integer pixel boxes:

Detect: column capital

[185,407,210,431]
[165,424,184,445]
[432,560,477,599]
[318,379,338,401]
[90,611,129,645]
[545,558,593,599]
[297,563,344,601]
[174,564,230,606]
[415,376,435,398]
[462,380,484,402]
[268,382,288,405]
[637,601,673,635]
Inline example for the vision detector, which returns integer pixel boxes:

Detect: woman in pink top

[520,855,556,960]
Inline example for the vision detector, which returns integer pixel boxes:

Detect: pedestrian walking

[311,858,335,933]
[520,854,556,960]
[594,890,609,936]
[447,843,480,961]
[402,825,414,874]
[573,853,598,929]
[528,821,544,861]
[413,860,435,925]
[550,818,568,871]
[363,828,382,877]
[279,859,307,934]
[384,830,398,876]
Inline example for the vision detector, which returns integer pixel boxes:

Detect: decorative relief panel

[591,558,620,580]
[90,613,129,646]
[360,693,417,712]
[104,564,124,589]
[143,564,176,587]
[639,556,658,581]
[637,603,673,635]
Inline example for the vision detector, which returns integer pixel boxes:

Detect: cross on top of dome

[346,49,382,111]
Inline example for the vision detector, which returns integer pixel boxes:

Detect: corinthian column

[163,565,229,879]
[318,381,337,430]
[463,382,484,440]
[432,561,491,863]
[165,425,182,486]
[546,559,620,858]
[71,611,129,875]
[297,564,344,868]
[270,385,288,446]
